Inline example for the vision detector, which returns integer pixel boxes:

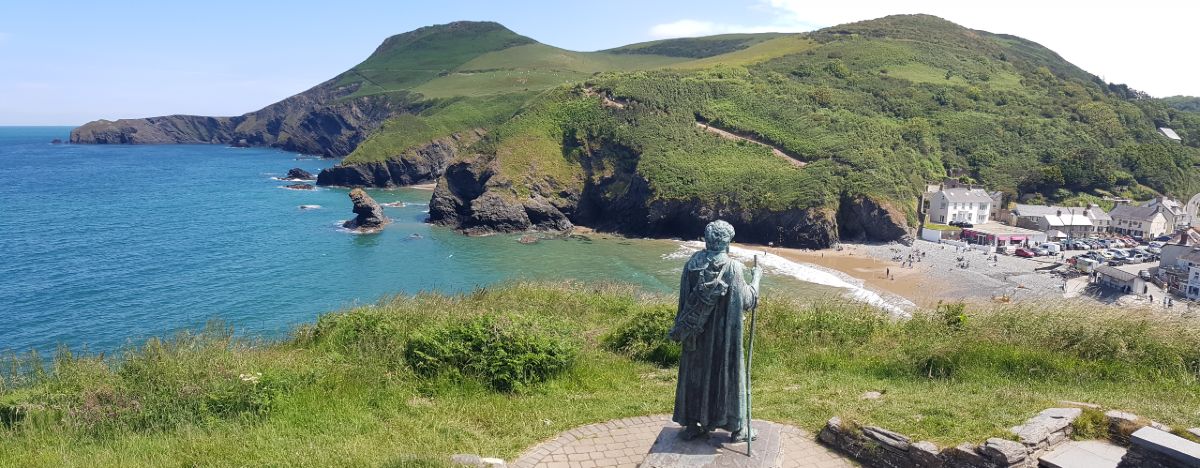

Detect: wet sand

[747,243,946,307]
[408,183,437,191]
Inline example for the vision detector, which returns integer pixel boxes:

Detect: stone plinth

[640,420,783,468]
[509,415,853,468]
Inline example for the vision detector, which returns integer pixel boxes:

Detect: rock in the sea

[518,234,538,244]
[285,183,315,190]
[285,168,314,180]
[50,138,63,144]
[343,188,390,233]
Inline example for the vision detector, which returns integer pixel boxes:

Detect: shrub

[404,316,576,392]
[602,305,681,367]
[1072,408,1108,440]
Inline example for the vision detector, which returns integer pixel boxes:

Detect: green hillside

[328,14,1200,246]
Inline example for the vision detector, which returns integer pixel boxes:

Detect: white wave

[670,241,912,317]
[298,205,322,210]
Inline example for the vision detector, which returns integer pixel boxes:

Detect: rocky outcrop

[428,141,912,248]
[428,160,573,235]
[285,168,314,180]
[343,188,390,233]
[285,183,315,190]
[71,79,405,157]
[316,129,484,187]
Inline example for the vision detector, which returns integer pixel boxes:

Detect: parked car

[1148,246,1162,255]
[1139,270,1152,280]
[1149,241,1166,249]
[1015,248,1036,258]
[1128,253,1150,263]
[1108,249,1129,259]
[1155,235,1173,242]
[1096,250,1116,259]
[1033,247,1051,256]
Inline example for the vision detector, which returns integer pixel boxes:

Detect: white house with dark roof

[1084,204,1112,232]
[1010,204,1100,237]
[1109,204,1170,239]
[1176,249,1200,299]
[927,187,992,224]
[1142,196,1187,230]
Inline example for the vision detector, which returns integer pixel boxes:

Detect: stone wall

[818,406,1200,468]
[1116,427,1200,468]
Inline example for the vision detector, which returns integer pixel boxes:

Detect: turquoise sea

[2,127,877,355]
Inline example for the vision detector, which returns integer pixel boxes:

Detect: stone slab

[1040,440,1126,468]
[1129,427,1200,465]
[640,420,783,468]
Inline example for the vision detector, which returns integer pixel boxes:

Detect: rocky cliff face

[316,129,484,187]
[428,144,911,248]
[70,80,405,157]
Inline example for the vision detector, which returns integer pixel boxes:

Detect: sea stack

[343,188,390,233]
[285,168,314,180]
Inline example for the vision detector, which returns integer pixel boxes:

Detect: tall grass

[2,283,1197,467]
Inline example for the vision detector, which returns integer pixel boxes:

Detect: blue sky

[1,0,1197,125]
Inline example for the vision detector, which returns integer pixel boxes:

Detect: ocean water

[0,127,889,356]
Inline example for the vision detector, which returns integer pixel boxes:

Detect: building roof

[941,187,993,203]
[1086,205,1111,222]
[1142,196,1184,216]
[1171,227,1200,246]
[1013,204,1099,225]
[1096,265,1138,282]
[1159,127,1182,141]
[1180,249,1200,264]
[1109,204,1164,222]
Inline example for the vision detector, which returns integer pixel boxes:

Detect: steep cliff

[316,129,484,187]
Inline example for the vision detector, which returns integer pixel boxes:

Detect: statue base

[639,420,783,468]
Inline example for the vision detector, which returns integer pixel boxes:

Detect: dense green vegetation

[1163,96,1200,113]
[339,15,1200,227]
[2,283,1197,467]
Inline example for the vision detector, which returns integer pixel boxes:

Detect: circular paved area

[509,415,856,468]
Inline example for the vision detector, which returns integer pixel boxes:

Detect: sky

[1,0,1197,125]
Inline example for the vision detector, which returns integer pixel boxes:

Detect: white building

[1010,204,1100,237]
[1110,204,1170,240]
[927,188,992,224]
[1176,250,1200,300]
[1142,196,1187,231]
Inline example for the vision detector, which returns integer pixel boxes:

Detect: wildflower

[239,372,262,384]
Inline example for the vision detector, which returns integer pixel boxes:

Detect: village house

[1142,196,1188,231]
[1175,249,1200,300]
[1010,204,1094,240]
[926,187,992,224]
[1109,204,1170,240]
[1084,204,1111,232]
[1158,228,1200,296]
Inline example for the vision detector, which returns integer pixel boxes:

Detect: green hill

[418,14,1200,246]
[72,15,1200,247]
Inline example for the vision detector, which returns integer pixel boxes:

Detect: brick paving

[508,415,856,468]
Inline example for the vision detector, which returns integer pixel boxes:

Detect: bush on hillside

[602,304,681,367]
[404,315,576,392]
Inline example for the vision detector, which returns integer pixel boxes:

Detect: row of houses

[923,179,1195,248]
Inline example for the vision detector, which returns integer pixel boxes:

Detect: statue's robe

[672,250,757,432]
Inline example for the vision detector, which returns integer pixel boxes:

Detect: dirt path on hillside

[694,122,806,167]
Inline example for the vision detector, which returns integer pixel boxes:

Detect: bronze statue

[668,220,762,442]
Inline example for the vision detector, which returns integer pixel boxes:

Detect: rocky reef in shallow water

[342,188,390,233]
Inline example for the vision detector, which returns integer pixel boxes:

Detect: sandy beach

[756,244,940,306]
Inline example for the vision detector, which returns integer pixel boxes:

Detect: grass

[341,93,533,165]
[923,221,962,232]
[2,283,1198,467]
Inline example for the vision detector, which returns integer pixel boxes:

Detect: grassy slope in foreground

[2,283,1198,467]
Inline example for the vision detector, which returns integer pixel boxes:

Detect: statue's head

[703,220,735,252]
